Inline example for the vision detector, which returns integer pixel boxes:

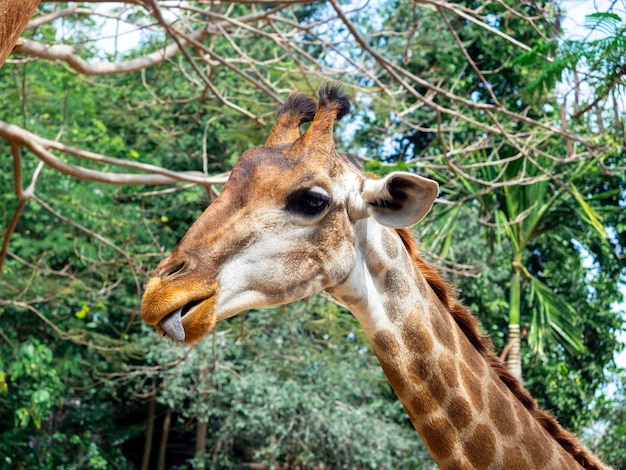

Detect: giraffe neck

[329,219,599,470]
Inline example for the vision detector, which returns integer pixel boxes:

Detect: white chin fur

[216,290,269,321]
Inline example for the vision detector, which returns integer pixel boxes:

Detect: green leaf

[528,275,585,356]
[75,304,90,319]
[15,408,30,428]
[569,184,607,240]
[495,209,520,253]
[422,205,461,256]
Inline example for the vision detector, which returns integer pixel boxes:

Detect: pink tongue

[160,308,185,342]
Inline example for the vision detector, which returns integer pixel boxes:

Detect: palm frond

[583,12,623,34]
[569,184,607,240]
[527,274,585,356]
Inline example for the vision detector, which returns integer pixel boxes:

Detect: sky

[561,0,626,40]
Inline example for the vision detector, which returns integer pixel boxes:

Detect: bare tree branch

[0,121,230,186]
[14,6,286,76]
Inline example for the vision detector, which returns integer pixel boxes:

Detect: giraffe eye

[287,187,331,216]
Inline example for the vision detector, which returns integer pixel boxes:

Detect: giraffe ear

[361,172,439,227]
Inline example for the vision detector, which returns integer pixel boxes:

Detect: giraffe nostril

[160,259,187,280]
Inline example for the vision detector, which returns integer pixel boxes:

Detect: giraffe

[0,0,40,69]
[141,86,610,470]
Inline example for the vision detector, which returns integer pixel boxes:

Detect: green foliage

[364,159,414,176]
[1,339,64,430]
[0,333,133,468]
[440,211,623,432]
[519,11,626,101]
[425,149,617,360]
[1,0,624,467]
[593,373,626,468]
[527,273,582,356]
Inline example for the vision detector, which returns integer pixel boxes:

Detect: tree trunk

[157,407,172,470]
[141,392,156,470]
[195,362,209,469]
[506,260,523,382]
[0,0,40,68]
[506,323,522,382]
[196,419,208,469]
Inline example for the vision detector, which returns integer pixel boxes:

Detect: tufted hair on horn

[318,83,351,120]
[264,92,317,146]
[292,84,351,154]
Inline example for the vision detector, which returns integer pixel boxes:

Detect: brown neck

[330,221,609,470]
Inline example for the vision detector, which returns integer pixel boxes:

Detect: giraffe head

[140,86,439,343]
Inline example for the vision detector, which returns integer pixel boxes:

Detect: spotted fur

[395,228,610,470]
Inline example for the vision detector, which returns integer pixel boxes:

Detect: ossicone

[265,92,317,146]
[281,92,318,125]
[318,84,351,121]
[264,85,351,149]
[290,85,351,152]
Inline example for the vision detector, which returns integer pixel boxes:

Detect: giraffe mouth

[160,299,203,342]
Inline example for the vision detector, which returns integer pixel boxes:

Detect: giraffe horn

[264,92,317,146]
[294,84,351,153]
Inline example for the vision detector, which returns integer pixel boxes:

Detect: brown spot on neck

[459,362,485,411]
[446,396,472,430]
[420,416,458,462]
[373,329,401,356]
[464,424,496,468]
[383,268,410,297]
[381,227,400,259]
[401,314,434,354]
